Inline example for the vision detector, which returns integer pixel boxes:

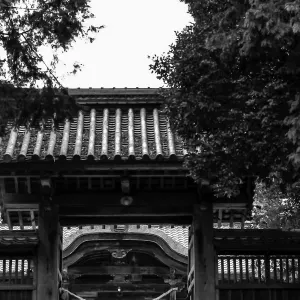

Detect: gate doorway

[62,225,188,300]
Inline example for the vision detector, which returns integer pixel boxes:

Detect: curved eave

[63,232,187,274]
[63,231,188,260]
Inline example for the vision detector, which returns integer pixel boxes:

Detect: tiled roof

[0,89,185,162]
[62,225,189,256]
[158,226,188,248]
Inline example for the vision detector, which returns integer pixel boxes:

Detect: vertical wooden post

[193,202,216,300]
[215,250,219,300]
[36,203,61,300]
[61,269,70,300]
[265,254,270,283]
[170,289,177,300]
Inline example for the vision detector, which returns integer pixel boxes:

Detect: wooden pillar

[188,203,216,300]
[36,203,62,300]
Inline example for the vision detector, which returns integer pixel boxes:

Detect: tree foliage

[0,0,102,134]
[150,0,300,198]
[253,176,300,229]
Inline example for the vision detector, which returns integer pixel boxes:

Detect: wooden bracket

[40,176,53,196]
[121,176,130,194]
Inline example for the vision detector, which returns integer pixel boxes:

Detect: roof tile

[0,108,184,162]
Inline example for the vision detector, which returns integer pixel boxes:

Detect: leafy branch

[150,0,300,198]
[0,0,103,134]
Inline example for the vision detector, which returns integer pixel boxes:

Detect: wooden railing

[0,257,35,300]
[217,255,300,300]
[218,255,300,284]
[0,258,34,284]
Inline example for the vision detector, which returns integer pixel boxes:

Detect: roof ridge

[68,87,166,96]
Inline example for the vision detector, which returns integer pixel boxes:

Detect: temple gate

[0,88,298,300]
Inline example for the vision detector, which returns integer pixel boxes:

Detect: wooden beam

[214,203,248,209]
[1,192,249,223]
[214,229,300,239]
[68,266,171,277]
[27,177,31,194]
[229,210,234,228]
[6,211,12,230]
[0,230,37,237]
[59,207,193,217]
[217,283,300,289]
[2,190,197,205]
[2,195,39,206]
[54,191,198,206]
[76,296,186,300]
[0,173,189,179]
[70,283,179,293]
[218,209,222,228]
[0,284,35,290]
[30,210,36,230]
[14,176,19,194]
[0,178,6,195]
[4,203,39,209]
[214,229,300,253]
[0,161,187,174]
[74,296,187,300]
[215,242,300,253]
[60,215,192,226]
[18,211,24,229]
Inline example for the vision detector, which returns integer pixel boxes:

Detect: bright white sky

[54,0,193,88]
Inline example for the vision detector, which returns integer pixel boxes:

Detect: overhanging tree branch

[21,33,64,88]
